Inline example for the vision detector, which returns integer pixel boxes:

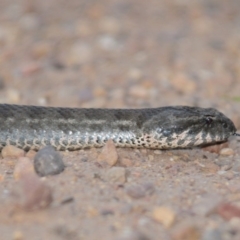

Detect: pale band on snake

[0,104,239,151]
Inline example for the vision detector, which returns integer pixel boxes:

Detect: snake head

[199,110,237,144]
[180,107,237,146]
[143,106,237,148]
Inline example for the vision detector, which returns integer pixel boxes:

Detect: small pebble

[81,156,88,162]
[98,140,118,167]
[93,87,107,98]
[129,85,149,98]
[223,171,234,180]
[170,73,197,94]
[34,146,65,176]
[220,148,234,156]
[172,223,201,240]
[100,208,114,216]
[37,97,48,105]
[31,42,51,59]
[152,206,176,228]
[87,206,99,217]
[118,228,149,240]
[215,157,232,167]
[126,182,155,199]
[98,35,119,51]
[220,165,232,171]
[67,42,92,65]
[14,157,35,180]
[148,155,154,161]
[2,145,25,159]
[6,88,21,103]
[200,162,219,174]
[126,185,145,199]
[16,173,53,210]
[192,194,222,216]
[60,196,74,205]
[128,68,143,80]
[201,228,222,240]
[154,150,162,155]
[21,62,41,76]
[105,167,126,184]
[13,231,24,240]
[0,174,4,182]
[119,157,133,167]
[216,202,240,220]
[202,142,228,154]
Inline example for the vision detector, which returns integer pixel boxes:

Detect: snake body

[0,104,237,151]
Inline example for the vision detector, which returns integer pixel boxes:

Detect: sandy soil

[0,0,240,239]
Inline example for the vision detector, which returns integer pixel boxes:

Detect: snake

[0,104,238,151]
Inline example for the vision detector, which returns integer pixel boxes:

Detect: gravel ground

[0,0,240,239]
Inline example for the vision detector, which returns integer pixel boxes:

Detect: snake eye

[205,117,213,125]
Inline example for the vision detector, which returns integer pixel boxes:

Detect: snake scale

[0,104,238,151]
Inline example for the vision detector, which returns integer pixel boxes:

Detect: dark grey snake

[0,104,238,151]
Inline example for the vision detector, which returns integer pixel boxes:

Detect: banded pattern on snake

[0,104,238,151]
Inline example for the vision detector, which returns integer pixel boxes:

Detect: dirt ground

[0,0,240,239]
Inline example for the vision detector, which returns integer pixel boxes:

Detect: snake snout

[220,117,237,140]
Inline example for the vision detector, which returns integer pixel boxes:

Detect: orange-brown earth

[0,0,240,239]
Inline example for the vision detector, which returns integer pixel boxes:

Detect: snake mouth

[234,132,240,137]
